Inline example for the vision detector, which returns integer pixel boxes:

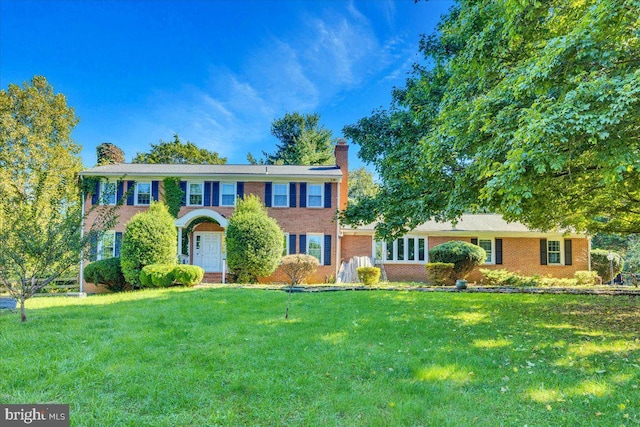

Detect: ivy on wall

[182,217,218,255]
[163,177,184,218]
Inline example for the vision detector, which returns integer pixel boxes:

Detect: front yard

[1,288,639,426]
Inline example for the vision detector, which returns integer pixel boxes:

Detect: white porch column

[177,227,183,263]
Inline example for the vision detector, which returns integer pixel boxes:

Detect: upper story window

[220,182,236,206]
[273,183,288,207]
[307,234,323,264]
[478,239,493,264]
[98,231,115,260]
[307,184,323,208]
[136,182,151,206]
[188,182,204,206]
[376,236,426,263]
[547,240,561,265]
[100,181,116,205]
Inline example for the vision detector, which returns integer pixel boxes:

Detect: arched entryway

[175,209,228,273]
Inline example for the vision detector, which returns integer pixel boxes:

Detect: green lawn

[1,288,639,426]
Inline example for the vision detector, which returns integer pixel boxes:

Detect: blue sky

[1,0,454,168]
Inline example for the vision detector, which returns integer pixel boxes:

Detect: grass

[1,288,639,426]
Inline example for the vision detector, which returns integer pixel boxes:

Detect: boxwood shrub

[173,265,205,287]
[140,264,175,288]
[425,262,455,286]
[428,241,486,280]
[84,257,128,292]
[357,267,381,286]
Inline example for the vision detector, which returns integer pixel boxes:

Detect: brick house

[80,141,589,291]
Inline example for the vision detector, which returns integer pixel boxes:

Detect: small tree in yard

[120,202,177,286]
[428,241,486,282]
[281,254,319,319]
[226,195,284,283]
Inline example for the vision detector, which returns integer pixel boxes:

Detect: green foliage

[480,269,540,287]
[624,235,640,273]
[226,195,284,283]
[591,249,624,280]
[280,254,319,285]
[84,258,128,292]
[173,265,204,287]
[120,202,177,286]
[132,134,226,164]
[341,1,640,237]
[140,264,175,288]
[96,142,125,165]
[257,112,334,165]
[424,262,455,286]
[574,270,598,286]
[348,167,378,204]
[163,177,184,218]
[357,267,381,286]
[428,241,486,280]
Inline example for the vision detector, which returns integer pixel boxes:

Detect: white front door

[193,232,222,272]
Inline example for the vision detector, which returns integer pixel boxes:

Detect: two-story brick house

[80,141,589,292]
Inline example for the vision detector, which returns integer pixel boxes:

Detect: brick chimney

[334,138,349,211]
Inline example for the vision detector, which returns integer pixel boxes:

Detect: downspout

[79,177,85,294]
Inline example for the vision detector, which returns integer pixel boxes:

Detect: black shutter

[495,238,503,265]
[204,182,211,206]
[265,182,272,207]
[324,183,332,208]
[152,181,159,202]
[237,182,244,200]
[540,239,548,265]
[564,239,572,266]
[91,180,100,205]
[114,232,123,257]
[212,182,220,206]
[289,234,297,254]
[180,181,187,206]
[289,183,297,208]
[324,235,331,266]
[300,234,307,254]
[126,181,135,206]
[471,238,478,245]
[299,183,307,208]
[89,234,98,262]
[116,181,124,203]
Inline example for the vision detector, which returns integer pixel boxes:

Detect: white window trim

[547,239,563,265]
[135,181,152,206]
[97,231,116,260]
[220,182,237,207]
[375,236,427,263]
[306,233,324,265]
[100,181,117,206]
[306,183,324,208]
[187,182,204,207]
[272,183,289,208]
[477,238,495,265]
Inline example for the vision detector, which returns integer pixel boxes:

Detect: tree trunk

[20,299,27,322]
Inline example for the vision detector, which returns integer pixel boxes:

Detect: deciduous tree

[133,134,226,164]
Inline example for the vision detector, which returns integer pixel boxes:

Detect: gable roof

[80,163,343,181]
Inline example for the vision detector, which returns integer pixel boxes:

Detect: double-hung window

[136,182,151,206]
[377,236,426,263]
[478,239,493,264]
[273,183,288,207]
[188,183,204,206]
[101,181,116,205]
[220,182,236,206]
[307,234,323,264]
[307,184,323,207]
[98,231,115,260]
[547,240,561,264]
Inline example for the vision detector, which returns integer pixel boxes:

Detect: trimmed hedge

[428,241,486,280]
[480,269,580,287]
[84,257,128,292]
[139,264,205,288]
[357,267,381,286]
[425,262,455,286]
[173,265,205,287]
[574,270,598,286]
[281,254,319,285]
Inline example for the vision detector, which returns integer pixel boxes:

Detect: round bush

[425,262,455,286]
[281,254,319,285]
[173,265,205,287]
[428,241,486,280]
[140,264,175,287]
[357,267,381,286]
[591,249,623,281]
[120,202,177,286]
[84,257,128,292]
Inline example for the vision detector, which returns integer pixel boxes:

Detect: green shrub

[480,269,538,287]
[574,270,598,286]
[84,257,128,292]
[428,241,486,280]
[173,265,205,287]
[539,277,578,287]
[591,249,624,281]
[425,262,455,286]
[139,268,153,287]
[120,202,177,286]
[357,267,381,286]
[140,264,175,288]
[227,195,284,283]
[281,254,319,285]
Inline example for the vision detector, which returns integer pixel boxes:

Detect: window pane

[221,183,235,206]
[396,238,405,261]
[548,240,561,264]
[98,232,115,260]
[375,241,383,261]
[273,184,288,207]
[137,183,151,205]
[102,182,116,205]
[408,238,415,261]
[386,241,394,261]
[418,239,425,261]
[308,184,322,207]
[308,236,322,262]
[189,183,203,205]
[479,239,492,263]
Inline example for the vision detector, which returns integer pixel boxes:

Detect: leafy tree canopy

[132,134,227,164]
[348,167,379,204]
[96,142,125,165]
[252,112,334,165]
[341,0,640,239]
